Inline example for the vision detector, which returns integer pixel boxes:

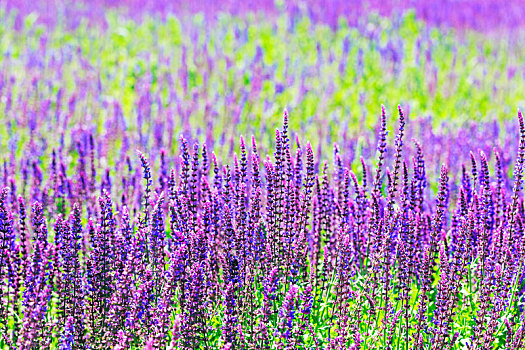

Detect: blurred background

[5,0,525,32]
[2,0,525,189]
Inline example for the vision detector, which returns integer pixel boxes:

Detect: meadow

[1,1,525,349]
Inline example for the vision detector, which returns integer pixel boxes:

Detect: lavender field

[1,1,525,349]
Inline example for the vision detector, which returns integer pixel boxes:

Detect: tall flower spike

[388,104,406,208]
[137,150,152,227]
[31,201,47,244]
[461,164,472,204]
[89,133,97,193]
[18,195,28,257]
[373,104,388,196]
[511,109,525,208]
[507,109,525,243]
[168,168,177,202]
[282,108,290,158]
[201,143,209,178]
[294,136,303,191]
[239,136,248,186]
[360,156,368,189]
[179,135,191,196]
[470,151,478,191]
[433,164,449,251]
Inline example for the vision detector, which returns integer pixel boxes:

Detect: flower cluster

[0,108,524,349]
